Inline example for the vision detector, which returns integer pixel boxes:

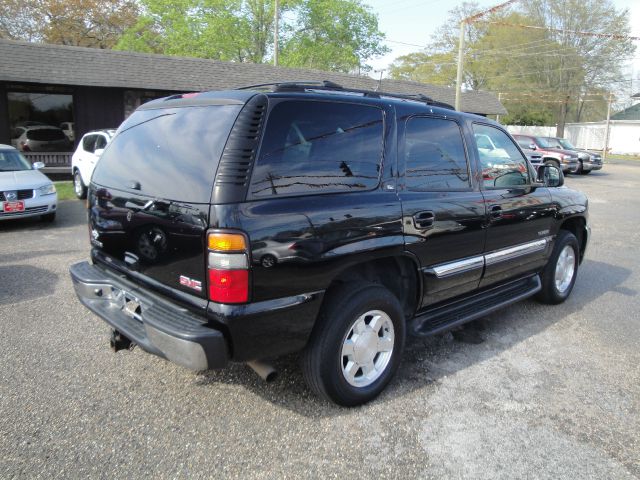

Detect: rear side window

[92,105,242,203]
[27,129,66,141]
[249,100,384,198]
[403,117,469,191]
[83,135,97,152]
[94,135,107,150]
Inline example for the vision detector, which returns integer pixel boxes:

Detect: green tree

[278,0,389,73]
[388,0,635,135]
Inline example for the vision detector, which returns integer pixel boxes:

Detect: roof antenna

[374,69,385,92]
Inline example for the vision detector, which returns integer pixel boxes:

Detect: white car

[71,129,116,199]
[11,125,71,152]
[0,144,57,222]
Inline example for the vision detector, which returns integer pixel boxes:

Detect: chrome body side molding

[423,237,551,278]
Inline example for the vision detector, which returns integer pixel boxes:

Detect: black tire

[41,212,56,222]
[261,254,277,268]
[575,161,583,174]
[537,230,579,304]
[302,282,406,406]
[544,159,561,170]
[73,170,87,199]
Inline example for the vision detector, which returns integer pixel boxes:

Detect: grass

[54,181,77,201]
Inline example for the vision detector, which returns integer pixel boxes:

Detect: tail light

[207,231,249,304]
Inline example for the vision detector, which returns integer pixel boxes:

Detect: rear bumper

[70,261,228,371]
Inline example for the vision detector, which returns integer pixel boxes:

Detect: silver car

[0,144,57,221]
[11,125,70,152]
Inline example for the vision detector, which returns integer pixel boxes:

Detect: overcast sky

[364,0,640,94]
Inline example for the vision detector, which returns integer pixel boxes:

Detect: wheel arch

[558,216,587,263]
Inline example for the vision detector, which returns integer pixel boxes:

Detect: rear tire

[73,170,87,199]
[537,231,579,304]
[302,282,406,406]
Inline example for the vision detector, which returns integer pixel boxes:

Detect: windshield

[535,137,557,148]
[0,150,33,171]
[557,138,575,150]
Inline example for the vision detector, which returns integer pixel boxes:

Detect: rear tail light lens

[207,231,249,304]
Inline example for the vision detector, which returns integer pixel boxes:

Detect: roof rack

[237,80,455,110]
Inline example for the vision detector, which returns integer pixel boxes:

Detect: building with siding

[0,38,506,157]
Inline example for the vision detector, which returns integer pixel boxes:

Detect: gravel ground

[1,163,639,479]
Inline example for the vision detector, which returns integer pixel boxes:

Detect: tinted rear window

[249,100,384,198]
[27,129,66,141]
[92,105,242,203]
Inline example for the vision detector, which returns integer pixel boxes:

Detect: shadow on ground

[194,259,632,416]
[0,264,59,306]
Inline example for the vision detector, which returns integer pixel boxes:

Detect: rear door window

[94,135,107,150]
[92,105,242,203]
[249,100,384,198]
[403,117,470,191]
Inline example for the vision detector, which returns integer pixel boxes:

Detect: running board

[410,275,542,336]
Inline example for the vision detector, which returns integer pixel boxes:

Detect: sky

[363,0,640,95]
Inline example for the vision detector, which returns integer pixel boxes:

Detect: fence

[23,152,72,177]
[505,120,640,155]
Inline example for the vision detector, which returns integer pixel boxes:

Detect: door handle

[490,205,503,220]
[412,210,435,229]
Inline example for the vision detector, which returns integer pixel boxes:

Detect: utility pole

[454,0,519,112]
[603,92,613,163]
[273,0,279,67]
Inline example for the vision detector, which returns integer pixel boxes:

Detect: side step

[410,275,542,336]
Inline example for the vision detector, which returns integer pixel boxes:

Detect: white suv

[71,129,115,199]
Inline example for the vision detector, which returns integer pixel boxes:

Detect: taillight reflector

[208,233,246,251]
[208,269,248,304]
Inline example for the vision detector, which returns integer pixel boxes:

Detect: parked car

[70,82,589,406]
[546,137,602,175]
[60,122,75,143]
[512,134,579,173]
[71,129,116,199]
[0,144,57,222]
[11,125,70,152]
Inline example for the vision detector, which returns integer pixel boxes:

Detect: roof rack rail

[237,80,455,110]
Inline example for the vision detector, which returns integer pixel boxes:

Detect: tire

[537,230,579,304]
[41,212,56,222]
[544,159,561,171]
[302,282,406,406]
[575,161,583,174]
[261,254,277,268]
[580,169,591,175]
[73,170,87,199]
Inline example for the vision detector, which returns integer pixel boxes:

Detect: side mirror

[94,148,105,157]
[529,144,537,150]
[32,161,45,170]
[537,165,564,187]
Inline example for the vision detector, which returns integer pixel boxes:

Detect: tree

[278,0,389,73]
[116,0,388,72]
[0,0,139,49]
[388,0,635,135]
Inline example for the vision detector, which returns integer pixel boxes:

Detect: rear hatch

[88,95,247,302]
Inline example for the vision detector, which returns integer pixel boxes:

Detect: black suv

[70,82,589,406]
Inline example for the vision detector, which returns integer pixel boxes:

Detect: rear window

[92,105,242,203]
[27,129,66,141]
[249,100,384,198]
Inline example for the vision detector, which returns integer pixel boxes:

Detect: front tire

[73,170,87,199]
[41,212,56,222]
[537,231,579,304]
[302,282,406,406]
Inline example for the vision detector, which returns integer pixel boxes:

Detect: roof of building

[611,103,640,121]
[0,39,506,115]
